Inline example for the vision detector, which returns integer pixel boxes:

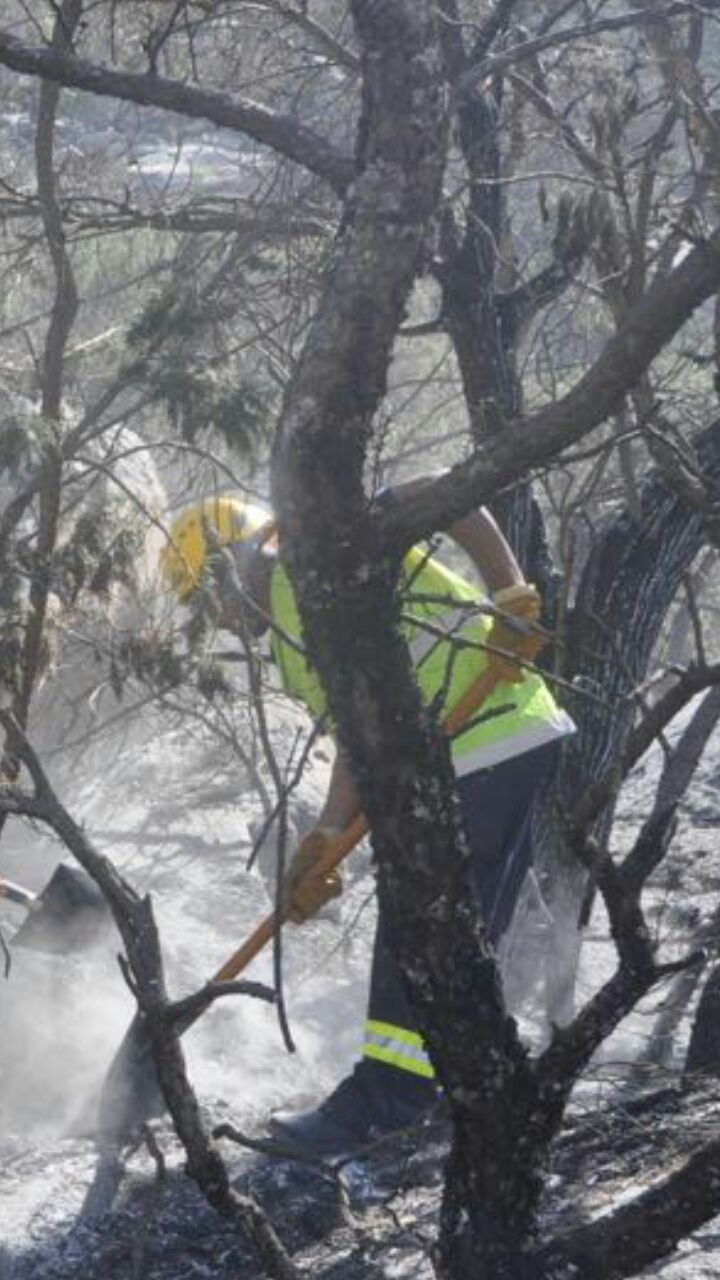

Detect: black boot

[269,1059,438,1158]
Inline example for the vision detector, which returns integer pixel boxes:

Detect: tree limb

[0,28,354,193]
[0,710,298,1280]
[538,1131,720,1279]
[0,0,82,810]
[454,2,704,102]
[166,978,275,1025]
[0,193,332,239]
[377,225,720,549]
[572,660,720,831]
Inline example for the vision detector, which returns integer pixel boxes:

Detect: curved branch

[166,978,275,1025]
[574,660,720,832]
[0,710,297,1279]
[378,226,720,547]
[0,29,354,194]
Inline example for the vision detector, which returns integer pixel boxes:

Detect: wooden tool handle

[0,878,36,909]
[212,813,369,983]
[212,666,507,985]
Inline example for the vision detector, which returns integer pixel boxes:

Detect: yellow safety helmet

[161,495,273,601]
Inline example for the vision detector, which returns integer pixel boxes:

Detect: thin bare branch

[0,193,332,239]
[455,3,705,101]
[247,0,360,72]
[166,978,275,1025]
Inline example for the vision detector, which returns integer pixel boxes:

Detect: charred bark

[434,65,537,572]
[272,4,552,1274]
[564,421,720,797]
[686,861,720,1076]
[532,418,720,1022]
[272,0,720,1268]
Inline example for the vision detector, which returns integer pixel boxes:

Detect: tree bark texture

[530,418,720,1022]
[564,421,720,798]
[271,4,552,1274]
[271,0,720,1270]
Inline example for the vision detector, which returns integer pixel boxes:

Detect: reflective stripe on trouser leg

[366,912,424,1078]
[363,1020,435,1079]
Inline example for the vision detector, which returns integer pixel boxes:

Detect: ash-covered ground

[1,682,720,1278]
[0,677,385,1278]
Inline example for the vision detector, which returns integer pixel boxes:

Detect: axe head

[12,864,110,954]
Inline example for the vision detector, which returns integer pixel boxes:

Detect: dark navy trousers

[365,744,556,1052]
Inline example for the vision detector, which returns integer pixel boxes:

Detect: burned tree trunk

[272,0,720,1266]
[564,421,720,793]
[538,419,720,1023]
[272,6,550,1274]
[433,62,540,577]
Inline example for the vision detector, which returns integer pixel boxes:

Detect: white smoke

[0,704,375,1141]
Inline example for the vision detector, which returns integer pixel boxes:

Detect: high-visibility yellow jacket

[269,547,574,774]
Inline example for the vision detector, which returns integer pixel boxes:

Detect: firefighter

[162,489,573,1156]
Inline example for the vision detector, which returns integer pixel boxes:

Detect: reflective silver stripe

[407,606,485,665]
[363,1025,434,1075]
[453,711,576,776]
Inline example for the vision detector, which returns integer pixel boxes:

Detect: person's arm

[444,505,524,593]
[282,750,360,924]
[382,476,544,685]
[317,748,361,829]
